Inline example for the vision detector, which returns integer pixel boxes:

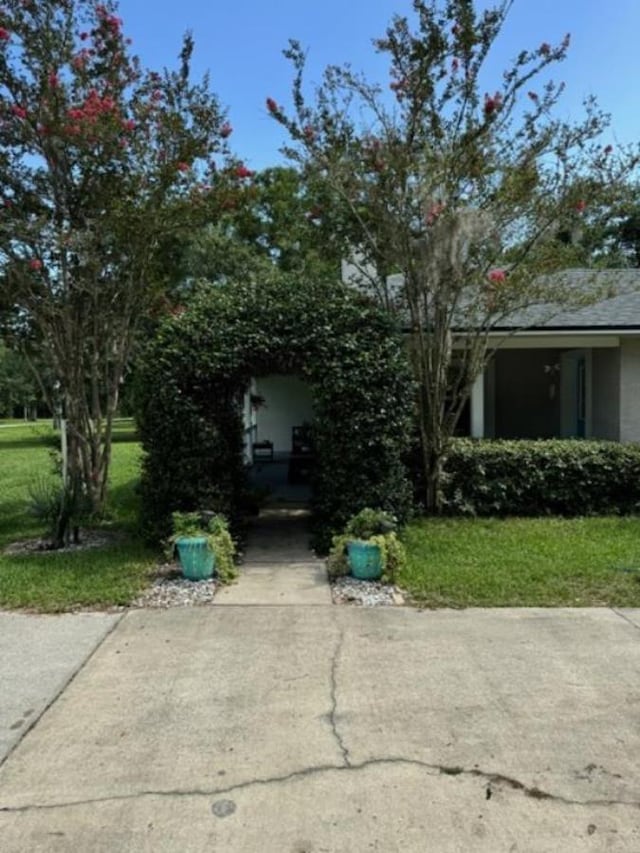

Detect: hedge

[437,439,640,517]
[135,275,414,551]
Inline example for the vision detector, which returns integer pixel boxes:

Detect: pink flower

[266,97,278,113]
[176,162,190,172]
[122,118,136,131]
[390,78,407,92]
[72,50,89,69]
[48,72,59,88]
[303,125,315,141]
[220,122,232,138]
[11,105,27,119]
[29,259,43,271]
[575,199,587,213]
[488,268,506,284]
[0,27,10,41]
[235,164,254,179]
[483,92,502,116]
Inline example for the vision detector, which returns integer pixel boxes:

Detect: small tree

[0,0,231,541]
[270,0,638,510]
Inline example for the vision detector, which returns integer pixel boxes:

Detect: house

[468,269,640,442]
[242,268,640,467]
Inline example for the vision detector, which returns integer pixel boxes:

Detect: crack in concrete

[611,608,640,633]
[2,757,639,815]
[328,628,351,767]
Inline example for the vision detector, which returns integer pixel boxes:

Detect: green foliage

[439,439,640,517]
[0,344,42,417]
[0,0,233,533]
[27,474,92,546]
[136,275,414,550]
[327,507,407,584]
[343,507,398,539]
[166,510,237,584]
[273,0,640,511]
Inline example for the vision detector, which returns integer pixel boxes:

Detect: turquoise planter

[176,536,215,581]
[347,540,382,581]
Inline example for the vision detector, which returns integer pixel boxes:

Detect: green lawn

[400,516,640,608]
[4,422,640,610]
[0,420,157,612]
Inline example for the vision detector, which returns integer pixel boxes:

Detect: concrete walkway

[0,612,122,762]
[2,607,640,851]
[215,507,331,606]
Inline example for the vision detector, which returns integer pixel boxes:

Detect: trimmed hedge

[135,275,414,551]
[440,439,640,516]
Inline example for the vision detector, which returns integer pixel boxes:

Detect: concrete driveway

[1,606,640,851]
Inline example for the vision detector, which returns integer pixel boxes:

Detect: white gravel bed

[331,576,405,607]
[131,564,218,608]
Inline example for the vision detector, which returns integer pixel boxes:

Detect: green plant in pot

[166,511,237,583]
[327,508,407,583]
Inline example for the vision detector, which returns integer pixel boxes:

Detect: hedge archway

[136,276,414,550]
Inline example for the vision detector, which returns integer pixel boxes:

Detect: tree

[269,0,639,510]
[0,0,231,542]
[179,165,344,290]
[0,341,42,418]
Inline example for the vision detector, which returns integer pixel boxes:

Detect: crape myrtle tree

[0,0,235,542]
[269,0,639,511]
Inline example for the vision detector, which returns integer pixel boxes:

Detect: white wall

[254,375,313,454]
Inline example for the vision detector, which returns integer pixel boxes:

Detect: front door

[560,350,589,438]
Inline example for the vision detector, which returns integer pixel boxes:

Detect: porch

[243,374,314,503]
[469,335,640,441]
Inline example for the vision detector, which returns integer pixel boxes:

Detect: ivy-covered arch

[136,276,414,549]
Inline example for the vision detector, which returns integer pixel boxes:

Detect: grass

[0,419,157,612]
[5,421,640,610]
[400,516,640,608]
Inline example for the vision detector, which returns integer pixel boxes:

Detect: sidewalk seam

[0,611,127,773]
[610,608,640,633]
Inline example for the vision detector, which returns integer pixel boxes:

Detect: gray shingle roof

[495,269,640,330]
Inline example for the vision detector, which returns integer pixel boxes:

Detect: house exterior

[342,263,640,443]
[471,270,640,442]
[242,268,640,458]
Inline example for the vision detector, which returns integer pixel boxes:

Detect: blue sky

[117,0,640,170]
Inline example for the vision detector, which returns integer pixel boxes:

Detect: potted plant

[327,507,406,583]
[166,511,237,583]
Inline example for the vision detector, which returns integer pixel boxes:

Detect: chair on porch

[288,425,314,484]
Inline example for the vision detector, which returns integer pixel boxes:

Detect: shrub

[135,276,414,551]
[327,507,407,584]
[437,439,640,517]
